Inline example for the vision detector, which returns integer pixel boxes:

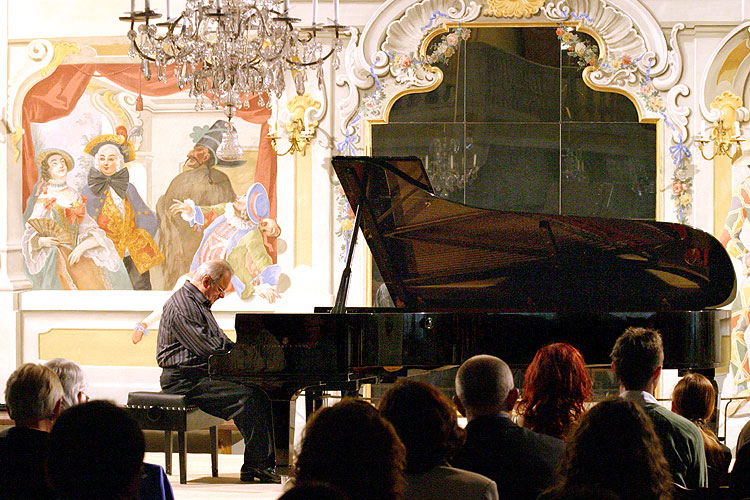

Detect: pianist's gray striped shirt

[156,281,234,370]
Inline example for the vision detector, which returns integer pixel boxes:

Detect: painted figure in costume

[720,173,750,409]
[82,127,164,290]
[132,183,281,344]
[21,149,131,290]
[170,182,282,303]
[156,120,239,288]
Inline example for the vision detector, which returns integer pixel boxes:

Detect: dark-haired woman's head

[47,400,145,500]
[672,372,726,469]
[517,343,592,438]
[671,372,714,422]
[293,398,406,500]
[379,379,465,474]
[554,398,672,500]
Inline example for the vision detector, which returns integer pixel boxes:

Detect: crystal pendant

[216,124,244,162]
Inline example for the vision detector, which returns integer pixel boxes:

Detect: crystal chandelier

[424,137,482,197]
[120,0,345,112]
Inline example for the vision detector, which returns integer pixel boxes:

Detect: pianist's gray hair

[455,355,515,412]
[44,358,88,410]
[192,259,234,284]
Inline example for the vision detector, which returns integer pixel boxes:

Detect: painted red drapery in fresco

[21,63,276,220]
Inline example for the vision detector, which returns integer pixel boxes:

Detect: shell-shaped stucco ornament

[382,0,482,58]
[544,0,646,59]
[485,0,545,18]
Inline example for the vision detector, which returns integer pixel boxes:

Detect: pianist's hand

[258,287,281,304]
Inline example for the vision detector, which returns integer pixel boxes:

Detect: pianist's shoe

[240,465,281,484]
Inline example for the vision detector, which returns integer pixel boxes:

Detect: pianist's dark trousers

[160,367,275,469]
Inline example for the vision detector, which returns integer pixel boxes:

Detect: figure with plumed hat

[155,120,239,288]
[170,182,282,302]
[82,127,164,289]
[21,148,132,290]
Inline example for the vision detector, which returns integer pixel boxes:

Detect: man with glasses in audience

[44,358,88,409]
[156,259,278,483]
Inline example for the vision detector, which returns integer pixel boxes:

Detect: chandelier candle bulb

[334,0,339,23]
[313,0,317,25]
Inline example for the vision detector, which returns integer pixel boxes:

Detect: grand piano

[209,156,737,468]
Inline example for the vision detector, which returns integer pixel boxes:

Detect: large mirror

[371,26,656,219]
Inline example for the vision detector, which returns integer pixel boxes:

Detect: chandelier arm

[287,46,336,67]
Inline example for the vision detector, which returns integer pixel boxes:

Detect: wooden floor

[144,452,285,500]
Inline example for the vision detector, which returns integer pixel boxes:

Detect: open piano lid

[331,156,736,312]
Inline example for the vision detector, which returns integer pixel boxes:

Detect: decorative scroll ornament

[40,42,80,77]
[485,0,545,18]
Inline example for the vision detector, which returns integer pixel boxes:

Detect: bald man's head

[454,355,516,418]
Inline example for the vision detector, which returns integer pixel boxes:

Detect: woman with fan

[21,148,131,289]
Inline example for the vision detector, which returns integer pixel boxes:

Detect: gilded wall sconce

[695,92,744,163]
[269,93,322,156]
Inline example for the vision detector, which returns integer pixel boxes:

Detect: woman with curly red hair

[516,343,592,439]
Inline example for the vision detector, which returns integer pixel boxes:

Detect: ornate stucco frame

[336,0,690,224]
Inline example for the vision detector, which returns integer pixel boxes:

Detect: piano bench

[125,391,225,485]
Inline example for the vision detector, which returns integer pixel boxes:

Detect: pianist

[156,259,279,483]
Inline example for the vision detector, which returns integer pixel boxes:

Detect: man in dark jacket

[451,355,564,500]
[0,363,64,499]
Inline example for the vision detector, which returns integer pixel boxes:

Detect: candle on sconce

[166,0,170,19]
[735,121,741,137]
[283,0,289,13]
[312,0,318,25]
[145,0,150,11]
[334,0,339,24]
[131,0,135,12]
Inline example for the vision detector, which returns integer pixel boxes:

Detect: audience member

[379,379,498,500]
[292,398,406,500]
[611,326,707,488]
[736,418,750,452]
[515,343,592,439]
[277,482,350,500]
[450,355,564,500]
[539,398,673,500]
[44,358,173,500]
[0,363,63,499]
[44,357,88,409]
[731,435,750,499]
[671,372,732,485]
[730,419,750,499]
[47,400,146,500]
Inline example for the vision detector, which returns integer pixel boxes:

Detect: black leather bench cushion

[126,392,191,409]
